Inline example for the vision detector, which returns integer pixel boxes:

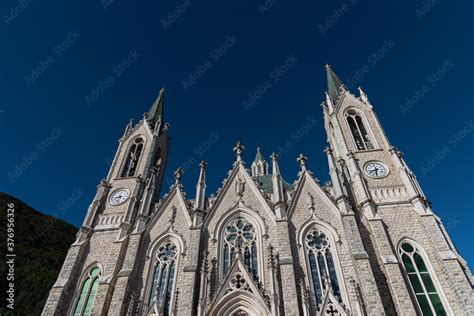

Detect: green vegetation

[0,193,76,315]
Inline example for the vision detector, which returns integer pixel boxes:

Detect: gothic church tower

[42,89,170,315]
[321,65,473,314]
[43,68,473,316]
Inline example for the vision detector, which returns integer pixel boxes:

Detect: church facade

[43,66,473,315]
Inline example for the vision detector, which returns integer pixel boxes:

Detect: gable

[204,163,276,229]
[146,186,192,239]
[288,172,341,227]
[208,257,271,315]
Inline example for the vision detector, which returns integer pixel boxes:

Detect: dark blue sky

[1,1,473,264]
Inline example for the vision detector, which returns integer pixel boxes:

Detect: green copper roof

[254,146,265,163]
[148,88,165,124]
[256,174,292,194]
[326,65,344,101]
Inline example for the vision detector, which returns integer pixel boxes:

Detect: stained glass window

[74,266,101,316]
[149,242,178,316]
[399,241,447,315]
[345,109,374,151]
[304,229,342,309]
[223,218,258,280]
[121,137,144,177]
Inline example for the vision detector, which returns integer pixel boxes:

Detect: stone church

[43,66,473,315]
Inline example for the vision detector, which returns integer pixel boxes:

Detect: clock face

[110,189,130,205]
[364,162,388,178]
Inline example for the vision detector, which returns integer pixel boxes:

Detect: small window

[74,267,101,316]
[399,241,448,315]
[121,137,144,177]
[345,109,374,151]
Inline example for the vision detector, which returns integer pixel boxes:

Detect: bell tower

[321,65,454,313]
[321,65,431,218]
[43,89,171,315]
[76,88,170,242]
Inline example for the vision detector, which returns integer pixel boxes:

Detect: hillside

[0,192,77,315]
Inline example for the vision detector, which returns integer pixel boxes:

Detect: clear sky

[1,1,473,265]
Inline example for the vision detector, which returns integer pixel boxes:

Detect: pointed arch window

[304,229,342,309]
[399,241,448,315]
[121,137,144,177]
[222,217,259,280]
[345,109,374,151]
[73,266,101,316]
[149,241,178,315]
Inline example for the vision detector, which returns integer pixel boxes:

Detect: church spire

[270,152,286,219]
[194,160,207,211]
[325,64,345,101]
[254,146,264,163]
[251,146,269,176]
[148,88,165,126]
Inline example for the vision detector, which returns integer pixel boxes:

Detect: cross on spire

[174,167,184,185]
[233,141,245,162]
[297,153,308,171]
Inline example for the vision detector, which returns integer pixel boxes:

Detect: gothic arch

[343,107,378,151]
[297,220,349,311]
[396,237,452,315]
[146,231,185,258]
[119,135,146,178]
[69,262,104,316]
[210,290,270,316]
[143,232,184,315]
[212,206,266,285]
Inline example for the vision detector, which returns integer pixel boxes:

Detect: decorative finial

[233,141,245,162]
[325,92,334,112]
[325,64,331,69]
[270,152,279,161]
[159,87,166,95]
[358,86,370,105]
[199,160,207,170]
[174,167,184,185]
[297,154,308,171]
